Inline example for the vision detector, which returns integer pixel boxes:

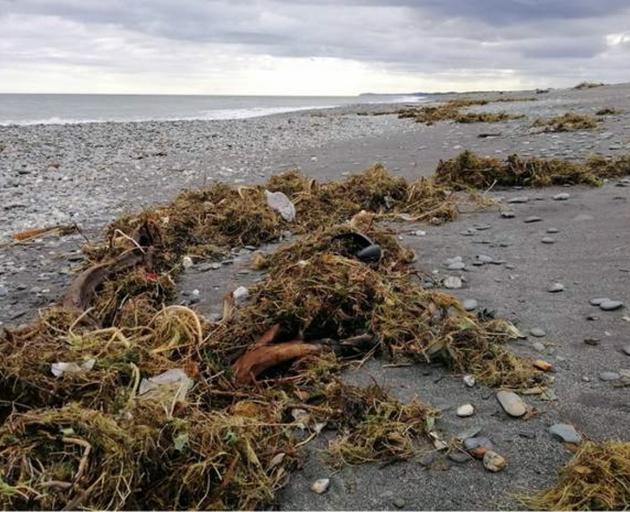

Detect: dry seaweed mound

[534,112,600,132]
[435,150,604,189]
[574,81,604,90]
[595,107,622,116]
[586,153,630,179]
[398,97,530,125]
[521,441,630,510]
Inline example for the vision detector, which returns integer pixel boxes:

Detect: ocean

[0,93,424,126]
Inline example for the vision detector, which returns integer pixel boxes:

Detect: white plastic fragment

[51,359,95,377]
[265,190,296,222]
[138,368,193,406]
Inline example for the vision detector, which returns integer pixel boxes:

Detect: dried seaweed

[533,113,600,132]
[521,441,630,510]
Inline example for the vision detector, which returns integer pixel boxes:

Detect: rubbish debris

[265,189,297,222]
[51,358,96,377]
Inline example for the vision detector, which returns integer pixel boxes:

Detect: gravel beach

[1,83,629,509]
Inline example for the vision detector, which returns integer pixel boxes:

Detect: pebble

[553,193,570,201]
[463,299,478,311]
[541,237,555,244]
[532,341,546,352]
[590,297,609,306]
[583,337,600,346]
[477,254,494,264]
[500,211,515,218]
[413,230,426,236]
[530,328,546,337]
[475,224,491,231]
[310,478,330,494]
[463,375,476,387]
[456,403,475,417]
[182,256,194,269]
[448,262,466,271]
[547,283,564,293]
[393,498,406,509]
[599,300,624,311]
[599,371,620,381]
[483,451,506,472]
[464,436,494,458]
[623,345,630,356]
[496,390,527,417]
[233,286,250,304]
[444,276,462,289]
[507,196,528,203]
[546,228,559,233]
[549,423,582,444]
[0,285,8,297]
[448,451,471,463]
[524,216,542,223]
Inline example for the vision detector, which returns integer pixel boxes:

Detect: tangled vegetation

[533,112,600,132]
[574,81,605,90]
[521,441,630,510]
[398,97,531,125]
[434,150,630,189]
[0,159,556,509]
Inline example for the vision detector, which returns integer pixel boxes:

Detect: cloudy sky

[1,0,630,95]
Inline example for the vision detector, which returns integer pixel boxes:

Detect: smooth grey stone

[501,211,515,218]
[477,255,494,263]
[546,228,559,233]
[448,262,466,271]
[549,423,581,443]
[444,276,463,289]
[0,285,8,297]
[532,341,546,352]
[599,371,620,381]
[599,300,624,311]
[530,328,546,337]
[623,345,630,356]
[507,196,528,203]
[496,390,527,417]
[463,299,478,311]
[541,237,555,244]
[524,216,542,223]
[475,224,491,231]
[590,297,609,306]
[448,451,472,463]
[553,193,570,201]
[463,436,494,451]
[548,283,564,293]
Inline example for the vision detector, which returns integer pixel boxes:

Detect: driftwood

[233,324,322,384]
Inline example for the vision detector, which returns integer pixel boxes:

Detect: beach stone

[418,451,438,466]
[463,375,476,387]
[532,341,546,352]
[444,276,462,289]
[483,451,506,472]
[445,256,463,265]
[413,230,426,236]
[599,300,624,311]
[549,423,582,444]
[463,299,478,311]
[530,328,546,337]
[507,196,528,203]
[475,224,491,231]
[546,228,559,233]
[548,283,564,293]
[0,285,8,297]
[448,262,466,271]
[182,256,194,269]
[553,193,570,201]
[590,297,609,306]
[584,337,600,346]
[541,237,555,244]
[464,436,493,452]
[233,286,249,305]
[477,254,494,264]
[496,390,527,417]
[448,451,471,463]
[599,371,620,381]
[524,216,542,223]
[500,211,515,218]
[623,345,630,356]
[456,403,475,417]
[311,478,330,494]
[393,497,406,509]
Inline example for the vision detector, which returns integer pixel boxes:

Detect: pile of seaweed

[521,441,630,510]
[533,112,600,132]
[398,97,531,125]
[574,81,605,90]
[434,150,630,189]
[0,165,548,509]
[86,165,457,271]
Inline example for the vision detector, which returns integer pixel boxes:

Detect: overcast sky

[1,0,630,95]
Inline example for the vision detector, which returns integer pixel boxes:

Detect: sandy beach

[1,83,629,509]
